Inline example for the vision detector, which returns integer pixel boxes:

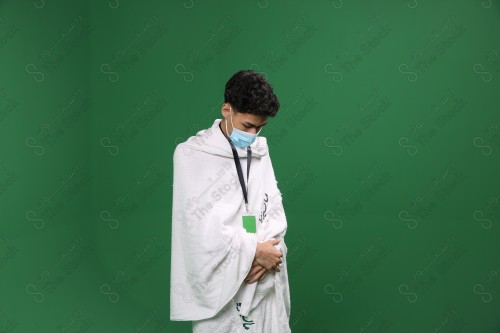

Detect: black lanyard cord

[224,133,252,213]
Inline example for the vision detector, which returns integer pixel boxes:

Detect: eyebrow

[243,121,267,127]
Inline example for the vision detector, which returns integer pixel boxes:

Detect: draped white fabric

[170,118,290,332]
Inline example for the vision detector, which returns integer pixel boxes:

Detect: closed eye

[243,122,267,129]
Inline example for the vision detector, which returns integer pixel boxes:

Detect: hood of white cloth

[180,118,269,158]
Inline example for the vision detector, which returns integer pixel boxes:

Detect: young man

[170,70,291,332]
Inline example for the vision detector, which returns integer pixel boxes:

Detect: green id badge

[242,215,256,233]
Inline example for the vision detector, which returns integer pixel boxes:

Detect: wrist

[255,242,263,258]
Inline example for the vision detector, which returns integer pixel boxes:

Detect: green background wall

[1,0,499,332]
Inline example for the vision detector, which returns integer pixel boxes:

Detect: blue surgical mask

[225,106,262,148]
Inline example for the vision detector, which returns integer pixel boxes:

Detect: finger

[246,265,266,280]
[247,269,266,284]
[246,266,260,279]
[251,258,259,267]
[259,271,267,281]
[270,238,281,245]
[256,262,271,270]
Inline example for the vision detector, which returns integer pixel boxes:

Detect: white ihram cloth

[170,118,291,332]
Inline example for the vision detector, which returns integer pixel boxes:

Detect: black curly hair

[224,70,280,118]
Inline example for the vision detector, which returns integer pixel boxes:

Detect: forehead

[236,112,268,125]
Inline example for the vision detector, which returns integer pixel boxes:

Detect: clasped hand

[245,239,283,284]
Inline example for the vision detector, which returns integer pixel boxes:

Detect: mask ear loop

[227,106,236,137]
[254,126,263,145]
[225,106,231,137]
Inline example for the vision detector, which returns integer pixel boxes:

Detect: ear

[221,103,230,119]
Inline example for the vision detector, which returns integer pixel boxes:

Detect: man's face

[223,103,268,135]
